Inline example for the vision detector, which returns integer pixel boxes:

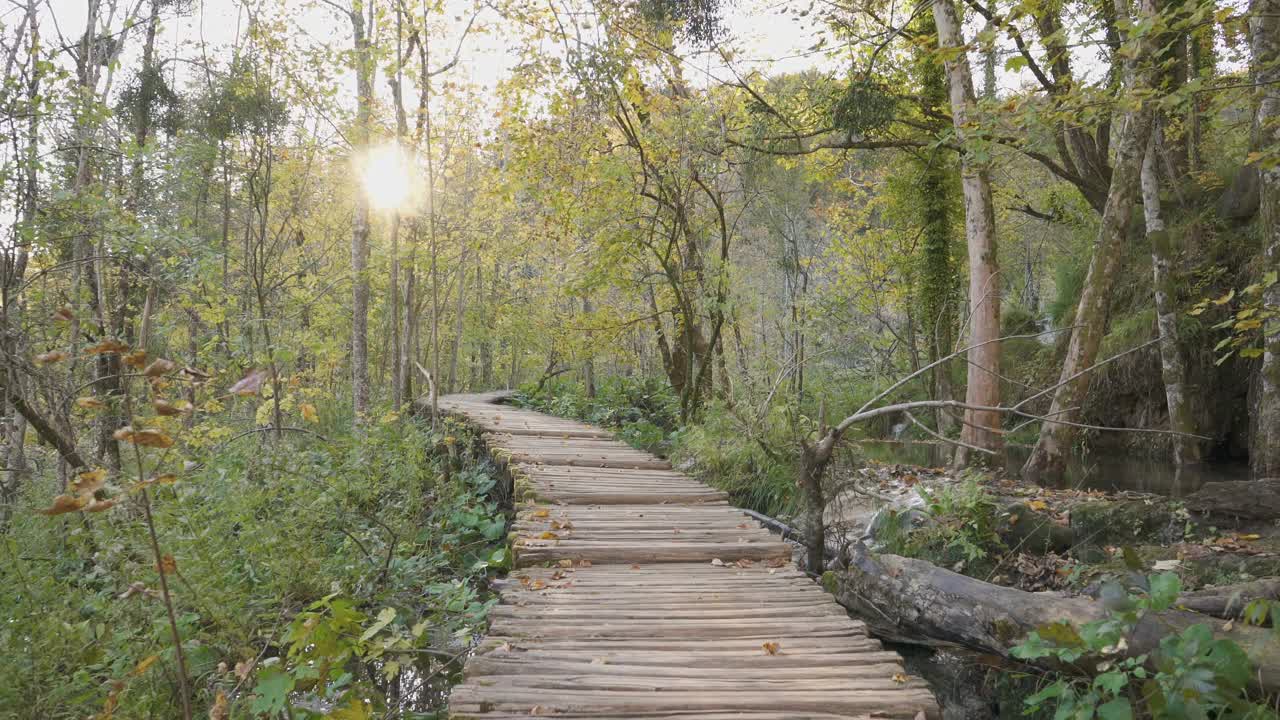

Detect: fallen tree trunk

[829,544,1280,694]
[1177,579,1280,621]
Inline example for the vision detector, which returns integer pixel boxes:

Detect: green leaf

[360,607,397,642]
[1148,572,1181,610]
[250,666,295,714]
[1097,697,1133,720]
[1094,670,1128,695]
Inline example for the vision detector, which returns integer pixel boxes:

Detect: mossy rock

[998,502,1074,555]
[1069,499,1178,547]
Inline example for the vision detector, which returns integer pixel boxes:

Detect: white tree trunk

[1142,128,1202,464]
[931,0,1003,463]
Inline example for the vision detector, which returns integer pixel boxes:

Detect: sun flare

[360,143,414,211]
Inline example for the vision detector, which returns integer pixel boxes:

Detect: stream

[856,440,1251,497]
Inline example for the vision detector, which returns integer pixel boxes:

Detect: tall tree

[931,0,1002,461]
[1023,0,1159,482]
[346,0,374,421]
[1251,0,1280,477]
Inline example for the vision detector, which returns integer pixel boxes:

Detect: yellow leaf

[123,350,148,368]
[300,403,319,423]
[71,468,108,497]
[76,397,107,410]
[892,672,908,684]
[538,531,559,540]
[36,494,89,515]
[1239,534,1261,541]
[208,691,229,720]
[532,509,550,518]
[133,654,160,676]
[761,641,781,655]
[1027,500,1048,512]
[84,338,130,355]
[1212,289,1236,306]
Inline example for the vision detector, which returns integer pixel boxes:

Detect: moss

[1069,499,1176,547]
[821,570,839,595]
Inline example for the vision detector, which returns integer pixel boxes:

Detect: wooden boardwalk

[443,393,939,719]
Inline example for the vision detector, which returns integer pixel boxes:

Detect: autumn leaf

[1027,500,1048,512]
[71,468,108,496]
[300,403,318,423]
[76,397,107,410]
[158,554,177,575]
[52,305,74,322]
[130,473,177,493]
[123,350,148,368]
[37,493,89,515]
[128,429,175,448]
[153,399,192,416]
[209,691,229,720]
[85,498,117,512]
[133,654,160,676]
[892,672,908,684]
[538,531,559,540]
[34,350,69,365]
[762,641,781,655]
[143,358,177,378]
[84,338,130,355]
[229,369,265,396]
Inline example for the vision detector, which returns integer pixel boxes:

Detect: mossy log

[829,544,1280,694]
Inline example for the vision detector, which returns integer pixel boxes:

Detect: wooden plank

[440,394,939,719]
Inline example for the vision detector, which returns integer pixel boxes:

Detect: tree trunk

[829,545,1280,694]
[931,0,1002,462]
[1024,0,1158,482]
[1141,127,1202,464]
[583,294,596,399]
[349,0,373,422]
[1251,0,1280,477]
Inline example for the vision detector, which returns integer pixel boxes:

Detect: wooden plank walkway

[443,392,939,719]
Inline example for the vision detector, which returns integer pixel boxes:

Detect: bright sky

[35,0,830,95]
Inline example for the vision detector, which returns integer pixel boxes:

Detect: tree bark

[1141,127,1202,464]
[830,545,1280,694]
[931,0,1002,462]
[1024,0,1158,482]
[349,0,373,422]
[1251,0,1280,477]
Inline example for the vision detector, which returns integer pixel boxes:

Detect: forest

[1,0,1279,716]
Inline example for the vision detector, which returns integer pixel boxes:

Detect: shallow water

[855,440,1251,498]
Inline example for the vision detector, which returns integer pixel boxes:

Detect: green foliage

[670,402,797,517]
[831,80,898,136]
[0,419,504,718]
[1013,567,1275,718]
[883,478,1007,574]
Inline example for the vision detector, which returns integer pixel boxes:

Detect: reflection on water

[854,441,1251,497]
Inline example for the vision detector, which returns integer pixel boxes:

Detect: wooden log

[829,543,1280,693]
[1176,578,1280,620]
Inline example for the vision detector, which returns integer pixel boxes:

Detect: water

[854,440,1251,498]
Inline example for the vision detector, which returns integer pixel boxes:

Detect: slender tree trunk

[1141,127,1202,464]
[583,294,596,399]
[349,0,373,421]
[1251,0,1280,477]
[932,0,1002,463]
[447,256,467,393]
[1024,0,1158,482]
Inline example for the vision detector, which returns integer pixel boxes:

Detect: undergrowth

[0,416,507,719]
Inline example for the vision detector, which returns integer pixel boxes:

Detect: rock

[1185,478,1280,520]
[1218,164,1260,220]
[997,502,1073,555]
[1069,499,1178,546]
